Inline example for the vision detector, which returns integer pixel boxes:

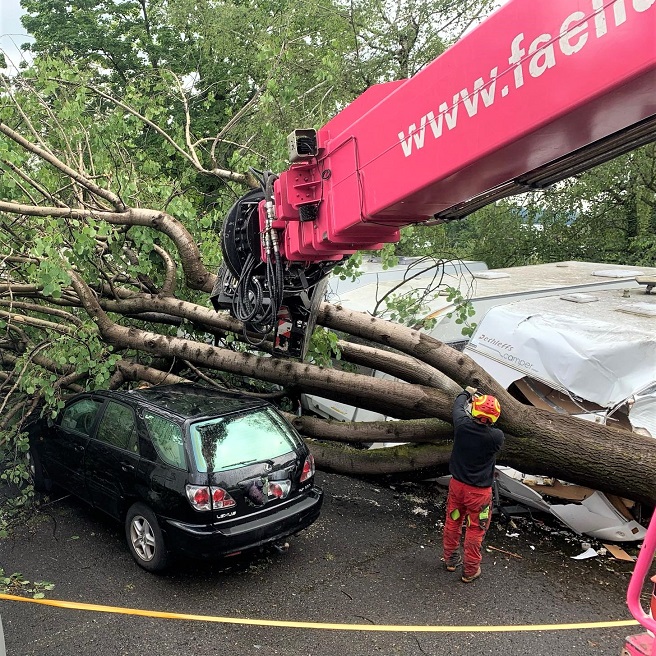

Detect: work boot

[443,552,463,572]
[461,567,481,583]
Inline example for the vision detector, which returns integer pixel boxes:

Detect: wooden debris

[487,545,523,559]
[602,543,636,561]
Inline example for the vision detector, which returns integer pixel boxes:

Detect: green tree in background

[405,145,656,269]
[0,0,497,446]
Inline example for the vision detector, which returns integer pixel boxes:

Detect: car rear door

[139,410,192,522]
[85,400,140,520]
[41,397,103,494]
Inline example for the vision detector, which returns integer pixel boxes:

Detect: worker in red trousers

[442,386,504,583]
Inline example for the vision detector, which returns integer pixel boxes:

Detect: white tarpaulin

[466,295,656,409]
[465,290,656,439]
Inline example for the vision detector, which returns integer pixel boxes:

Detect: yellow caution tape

[0,593,640,632]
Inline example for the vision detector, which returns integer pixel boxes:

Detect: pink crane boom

[212,0,656,357]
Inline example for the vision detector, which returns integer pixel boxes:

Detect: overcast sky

[0,0,34,71]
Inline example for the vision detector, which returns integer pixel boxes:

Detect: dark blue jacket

[449,391,504,488]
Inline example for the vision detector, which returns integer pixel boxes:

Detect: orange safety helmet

[470,395,501,424]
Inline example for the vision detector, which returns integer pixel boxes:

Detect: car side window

[60,399,102,436]
[143,412,186,469]
[96,402,138,453]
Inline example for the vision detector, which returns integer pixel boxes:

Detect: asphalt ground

[0,471,651,656]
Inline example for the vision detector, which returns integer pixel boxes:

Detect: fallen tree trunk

[2,71,653,516]
[283,414,453,444]
[69,273,656,504]
[283,405,656,504]
[305,439,453,476]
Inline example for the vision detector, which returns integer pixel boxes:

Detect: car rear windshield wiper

[228,458,274,469]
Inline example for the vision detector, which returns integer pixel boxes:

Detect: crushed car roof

[107,384,268,420]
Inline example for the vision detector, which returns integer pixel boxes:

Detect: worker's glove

[464,386,478,397]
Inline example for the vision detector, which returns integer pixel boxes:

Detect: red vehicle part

[212,0,656,356]
[623,510,656,655]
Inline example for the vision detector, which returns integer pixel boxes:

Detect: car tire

[27,447,51,493]
[125,502,169,572]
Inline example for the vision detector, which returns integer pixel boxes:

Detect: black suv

[27,384,323,571]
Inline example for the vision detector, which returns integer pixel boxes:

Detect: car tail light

[186,485,235,511]
[186,485,211,511]
[299,454,315,483]
[212,486,236,509]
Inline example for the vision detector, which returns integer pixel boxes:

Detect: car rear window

[189,407,300,473]
[143,412,186,469]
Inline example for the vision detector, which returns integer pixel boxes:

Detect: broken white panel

[465,298,656,408]
[628,388,656,437]
[495,469,552,512]
[571,412,607,424]
[437,472,645,542]
[550,491,646,542]
[301,394,386,423]
[496,466,553,487]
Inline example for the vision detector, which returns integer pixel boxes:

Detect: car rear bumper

[161,486,323,558]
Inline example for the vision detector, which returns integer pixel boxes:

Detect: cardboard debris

[528,480,596,502]
[604,494,636,521]
[602,543,636,561]
[514,377,605,419]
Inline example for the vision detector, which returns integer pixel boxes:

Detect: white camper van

[306,260,656,423]
[308,261,656,542]
[463,286,655,542]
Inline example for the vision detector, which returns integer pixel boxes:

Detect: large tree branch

[284,413,452,444]
[318,303,515,408]
[111,361,188,388]
[0,201,216,291]
[337,340,460,394]
[305,439,452,476]
[67,271,656,503]
[0,122,125,211]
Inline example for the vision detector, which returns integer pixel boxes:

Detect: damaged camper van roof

[328,260,656,346]
[461,284,656,543]
[464,287,656,437]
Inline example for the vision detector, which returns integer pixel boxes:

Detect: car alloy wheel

[130,515,156,561]
[125,502,168,572]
